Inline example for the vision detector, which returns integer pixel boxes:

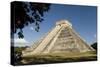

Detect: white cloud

[14,38,28,43]
[30,27,34,31]
[14,38,29,47]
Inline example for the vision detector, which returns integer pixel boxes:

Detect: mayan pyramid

[22,20,94,57]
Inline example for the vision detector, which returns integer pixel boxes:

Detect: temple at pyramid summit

[22,20,94,57]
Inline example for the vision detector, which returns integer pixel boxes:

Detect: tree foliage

[91,42,97,51]
[11,1,50,38]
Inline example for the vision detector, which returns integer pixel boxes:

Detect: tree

[11,1,51,38]
[91,42,97,51]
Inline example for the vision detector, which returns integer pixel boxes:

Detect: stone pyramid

[22,20,94,56]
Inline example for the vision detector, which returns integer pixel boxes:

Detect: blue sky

[14,3,97,46]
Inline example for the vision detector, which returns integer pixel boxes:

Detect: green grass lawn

[20,51,97,65]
